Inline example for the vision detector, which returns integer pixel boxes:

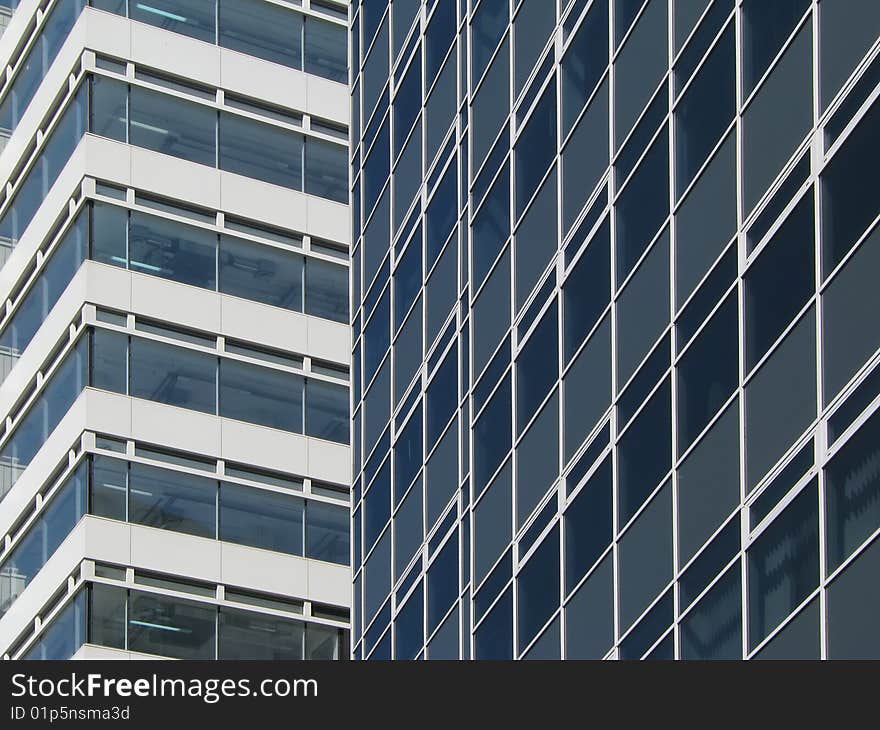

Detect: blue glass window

[219,482,303,554]
[128,463,216,539]
[129,337,216,414]
[219,359,303,433]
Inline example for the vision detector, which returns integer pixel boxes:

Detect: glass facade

[0,64,349,258]
[0,0,350,661]
[1,452,348,618]
[20,578,348,660]
[0,319,349,501]
[0,0,347,145]
[0,198,348,383]
[350,0,880,658]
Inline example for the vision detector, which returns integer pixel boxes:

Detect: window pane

[474,460,511,583]
[425,52,455,163]
[745,309,816,490]
[742,0,810,97]
[365,461,390,552]
[306,500,349,564]
[674,0,710,51]
[219,482,303,555]
[513,0,554,96]
[753,597,819,659]
[130,211,217,289]
[616,135,669,289]
[219,607,304,659]
[561,0,608,135]
[674,132,736,306]
[90,455,127,521]
[364,288,390,384]
[514,85,556,218]
[362,13,389,122]
[305,17,347,83]
[618,481,673,632]
[471,35,509,169]
[471,0,508,85]
[518,526,560,654]
[827,534,880,659]
[616,228,669,385]
[516,391,559,527]
[676,293,737,453]
[305,138,348,203]
[819,0,880,110]
[474,374,512,493]
[89,583,126,649]
[614,0,666,147]
[426,419,458,526]
[674,24,734,198]
[825,409,880,573]
[129,337,216,414]
[219,113,303,188]
[426,165,457,266]
[90,75,127,142]
[563,219,611,362]
[618,379,672,525]
[219,0,302,69]
[131,0,215,43]
[90,327,128,395]
[130,86,215,167]
[0,526,42,615]
[394,474,423,579]
[394,237,421,330]
[91,202,128,268]
[514,167,557,312]
[676,400,740,564]
[748,482,819,649]
[742,23,812,214]
[563,314,611,462]
[516,305,558,433]
[305,378,348,444]
[821,97,880,276]
[219,359,303,433]
[616,0,648,46]
[562,80,609,230]
[427,534,458,633]
[219,235,302,310]
[393,49,421,159]
[564,457,612,593]
[472,249,511,373]
[619,589,672,659]
[25,592,86,660]
[128,463,216,538]
[744,195,814,371]
[680,519,740,609]
[565,553,614,659]
[823,223,880,403]
[394,299,422,401]
[306,623,344,659]
[680,566,742,659]
[128,590,216,659]
[425,0,456,85]
[428,601,459,659]
[474,587,512,659]
[426,349,456,445]
[394,406,422,501]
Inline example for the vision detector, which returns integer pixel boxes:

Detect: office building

[350,0,880,659]
[0,0,352,660]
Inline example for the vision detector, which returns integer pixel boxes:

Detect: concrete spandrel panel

[128,522,221,582]
[130,398,222,457]
[129,20,221,88]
